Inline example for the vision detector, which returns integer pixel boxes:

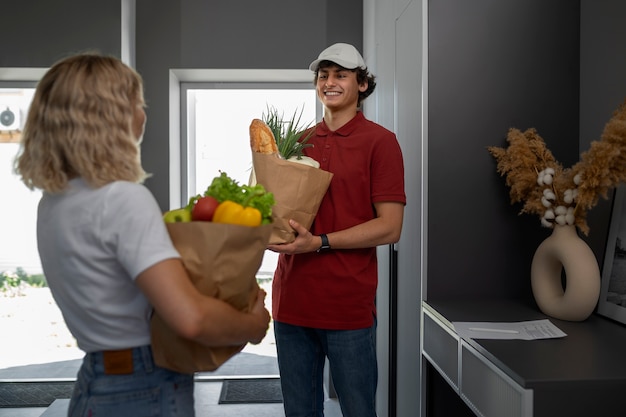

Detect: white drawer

[422,307,460,391]
[460,340,533,417]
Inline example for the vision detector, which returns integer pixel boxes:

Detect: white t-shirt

[37,178,180,352]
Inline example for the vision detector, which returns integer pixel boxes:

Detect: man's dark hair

[314,60,377,107]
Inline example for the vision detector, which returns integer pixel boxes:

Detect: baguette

[250,119,278,154]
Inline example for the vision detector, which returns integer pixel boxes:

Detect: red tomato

[191,196,220,221]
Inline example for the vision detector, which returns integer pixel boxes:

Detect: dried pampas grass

[488,98,626,235]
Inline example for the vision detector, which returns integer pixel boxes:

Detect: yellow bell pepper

[212,200,262,227]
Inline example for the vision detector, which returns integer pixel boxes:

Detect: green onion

[262,105,314,160]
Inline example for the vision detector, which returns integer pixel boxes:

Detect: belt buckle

[103,349,134,375]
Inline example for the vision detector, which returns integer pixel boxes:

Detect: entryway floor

[0,352,342,417]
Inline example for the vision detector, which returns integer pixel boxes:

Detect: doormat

[218,378,283,404]
[0,381,75,408]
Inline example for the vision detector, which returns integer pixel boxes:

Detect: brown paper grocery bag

[252,152,333,244]
[150,222,272,374]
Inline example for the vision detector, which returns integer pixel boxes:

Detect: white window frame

[169,69,319,209]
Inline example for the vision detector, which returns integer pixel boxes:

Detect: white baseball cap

[309,43,366,71]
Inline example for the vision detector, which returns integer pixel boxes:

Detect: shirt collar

[316,111,364,137]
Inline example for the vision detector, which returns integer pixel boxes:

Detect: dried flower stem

[488,98,626,235]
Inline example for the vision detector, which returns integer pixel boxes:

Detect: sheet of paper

[452,319,567,340]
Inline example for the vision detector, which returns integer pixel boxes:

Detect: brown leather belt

[103,348,134,375]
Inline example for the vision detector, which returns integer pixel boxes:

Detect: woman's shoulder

[106,180,151,195]
[103,181,159,210]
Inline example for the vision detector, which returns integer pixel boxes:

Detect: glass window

[0,87,40,275]
[183,83,318,196]
[183,82,318,276]
[0,85,83,372]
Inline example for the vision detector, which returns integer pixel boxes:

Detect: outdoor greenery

[0,267,271,296]
[0,267,47,294]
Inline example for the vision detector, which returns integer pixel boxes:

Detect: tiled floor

[0,353,342,417]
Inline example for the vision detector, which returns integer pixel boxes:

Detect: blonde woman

[14,53,270,417]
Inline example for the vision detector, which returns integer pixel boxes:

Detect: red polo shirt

[272,111,406,329]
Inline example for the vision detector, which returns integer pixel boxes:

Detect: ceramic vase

[530,224,601,321]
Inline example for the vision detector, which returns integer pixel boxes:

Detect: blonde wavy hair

[14,52,148,193]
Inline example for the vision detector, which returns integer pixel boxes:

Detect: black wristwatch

[317,234,331,252]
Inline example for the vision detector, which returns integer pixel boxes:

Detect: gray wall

[423,0,626,303]
[0,0,122,66]
[427,0,581,302]
[417,0,626,414]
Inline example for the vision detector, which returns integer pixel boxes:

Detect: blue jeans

[68,345,195,417]
[274,320,378,417]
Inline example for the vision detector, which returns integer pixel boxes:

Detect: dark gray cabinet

[422,300,626,416]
